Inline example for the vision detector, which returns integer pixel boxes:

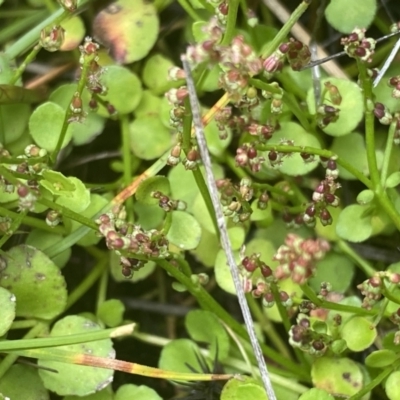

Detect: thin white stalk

[373,37,400,87]
[181,56,277,400]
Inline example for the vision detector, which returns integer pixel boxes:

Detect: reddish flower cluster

[340,28,376,63]
[273,233,330,284]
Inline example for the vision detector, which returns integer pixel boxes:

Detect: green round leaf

[0,287,16,336]
[166,211,202,250]
[325,0,377,33]
[26,229,71,269]
[55,176,91,213]
[336,204,373,242]
[267,121,321,175]
[129,115,172,160]
[134,90,162,118]
[49,83,105,145]
[134,201,165,230]
[307,78,364,136]
[93,0,159,64]
[110,251,156,283]
[215,249,241,295]
[63,386,113,400]
[365,349,397,368]
[331,339,347,355]
[0,364,49,400]
[66,193,109,247]
[38,315,115,396]
[159,339,208,375]
[357,189,375,205]
[60,16,85,51]
[221,376,268,400]
[315,206,341,242]
[299,388,334,400]
[115,384,161,400]
[386,172,400,189]
[97,65,143,116]
[41,170,76,193]
[228,226,245,251]
[0,245,67,319]
[0,103,30,144]
[341,316,377,352]
[97,299,125,327]
[29,101,74,151]
[330,132,368,179]
[311,357,363,397]
[309,252,355,293]
[250,199,273,225]
[192,21,208,43]
[142,54,174,94]
[136,176,170,205]
[185,310,230,360]
[385,371,400,400]
[190,228,220,267]
[204,116,232,157]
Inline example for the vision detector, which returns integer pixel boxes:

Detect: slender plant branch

[182,57,277,399]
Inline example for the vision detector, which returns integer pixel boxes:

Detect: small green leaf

[55,176,91,213]
[26,229,71,269]
[221,376,268,400]
[228,226,245,250]
[311,357,363,397]
[142,54,174,94]
[97,65,143,116]
[336,204,373,242]
[0,245,67,319]
[331,339,347,355]
[38,315,114,396]
[192,21,209,42]
[185,310,230,360]
[49,83,105,146]
[341,316,377,352]
[110,251,156,283]
[204,115,232,157]
[115,384,162,400]
[0,287,15,336]
[134,201,165,230]
[136,176,170,205]
[386,172,400,188]
[325,0,377,33]
[309,252,355,293]
[29,101,74,151]
[299,388,334,400]
[215,249,241,295]
[307,79,364,136]
[93,0,159,64]
[129,115,172,160]
[315,206,341,242]
[0,103,30,145]
[63,386,113,400]
[60,16,85,51]
[0,364,49,400]
[134,90,162,118]
[41,170,76,193]
[267,121,321,175]
[166,211,202,250]
[330,133,369,179]
[97,299,125,327]
[357,189,375,205]
[66,193,109,247]
[159,339,208,375]
[190,228,220,267]
[385,371,400,400]
[365,349,398,368]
